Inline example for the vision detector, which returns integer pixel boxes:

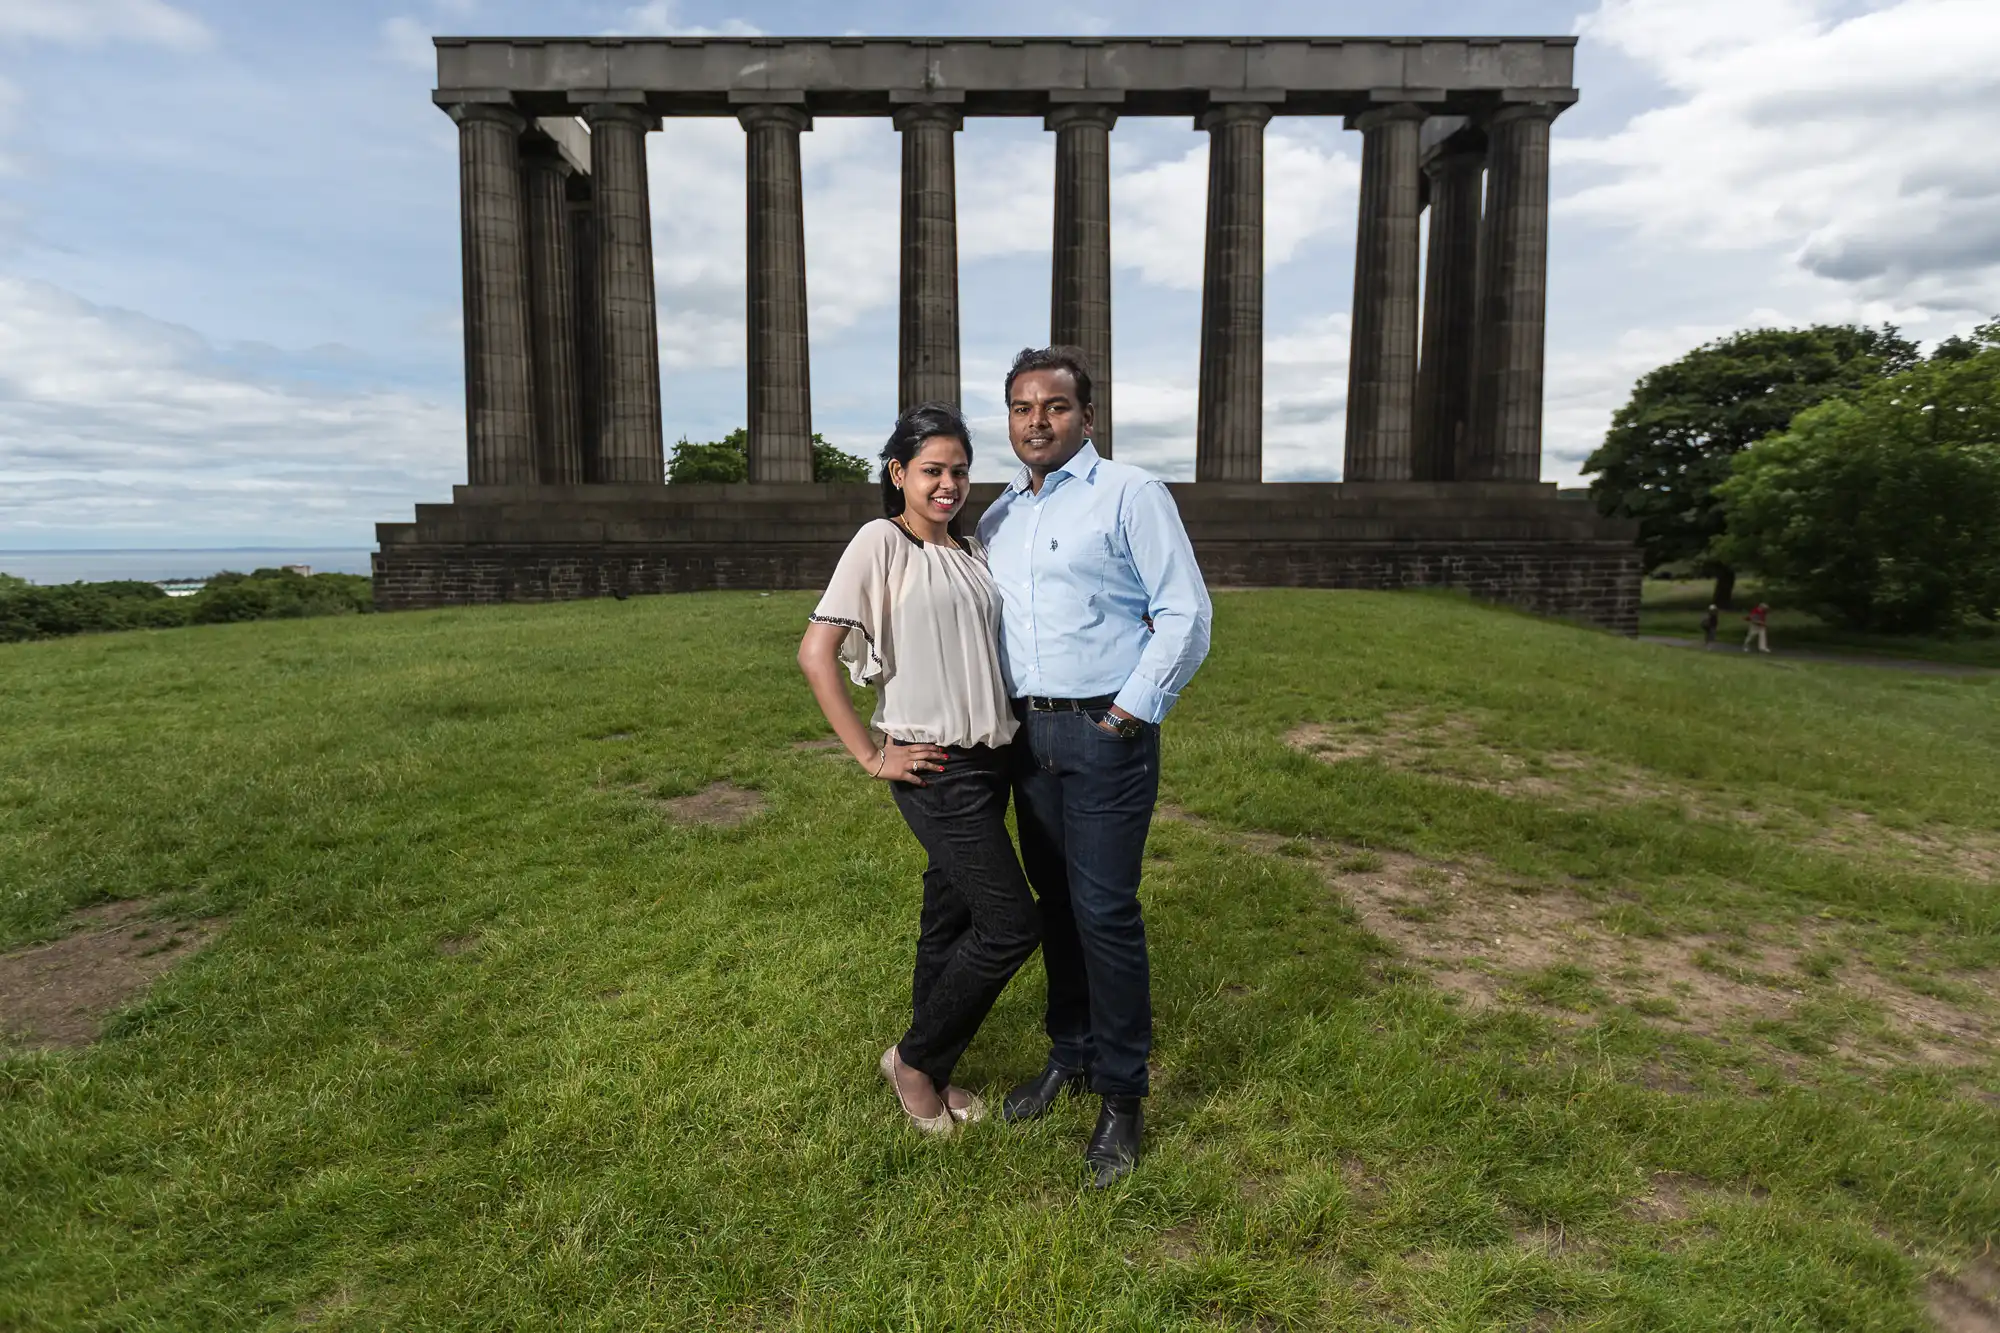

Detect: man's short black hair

[1004,345,1094,410]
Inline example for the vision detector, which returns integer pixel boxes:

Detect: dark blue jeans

[1011,705,1161,1098]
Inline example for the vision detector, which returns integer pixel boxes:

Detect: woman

[796,403,1040,1136]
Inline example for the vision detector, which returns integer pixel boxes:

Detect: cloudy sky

[1,0,1996,549]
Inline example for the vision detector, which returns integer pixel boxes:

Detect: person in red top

[1743,603,1771,653]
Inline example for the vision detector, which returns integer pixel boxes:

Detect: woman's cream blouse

[810,518,1019,749]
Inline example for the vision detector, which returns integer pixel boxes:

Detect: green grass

[1641,579,2000,667]
[2,590,1996,1330]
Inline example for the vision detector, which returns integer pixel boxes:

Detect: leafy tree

[666,428,871,484]
[1585,324,1920,605]
[812,436,872,483]
[667,429,751,484]
[1713,334,2000,634]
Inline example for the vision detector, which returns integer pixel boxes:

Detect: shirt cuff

[1113,678,1174,726]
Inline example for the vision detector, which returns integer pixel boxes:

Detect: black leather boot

[1000,1061,1088,1123]
[1084,1096,1143,1187]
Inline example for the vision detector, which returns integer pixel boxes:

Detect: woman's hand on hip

[871,742,950,784]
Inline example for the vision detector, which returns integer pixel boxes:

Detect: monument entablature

[376,34,1640,632]
[433,35,1579,119]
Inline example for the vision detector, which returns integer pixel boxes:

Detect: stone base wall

[1193,541,1643,633]
[373,481,1643,633]
[371,543,847,608]
[374,540,1642,634]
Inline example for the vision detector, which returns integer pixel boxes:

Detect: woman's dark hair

[1003,345,1094,409]
[881,402,974,524]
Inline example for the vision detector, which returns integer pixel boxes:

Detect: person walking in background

[1701,604,1719,647]
[979,346,1213,1187]
[797,403,1039,1137]
[1744,602,1771,653]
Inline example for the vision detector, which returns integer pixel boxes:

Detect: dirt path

[1640,635,1997,678]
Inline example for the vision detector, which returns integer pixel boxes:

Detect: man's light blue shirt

[977,442,1213,725]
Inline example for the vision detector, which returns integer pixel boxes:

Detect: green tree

[666,428,871,484]
[1584,324,1920,605]
[1713,332,2000,634]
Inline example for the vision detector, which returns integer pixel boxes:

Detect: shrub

[0,570,373,642]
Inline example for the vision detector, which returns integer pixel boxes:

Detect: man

[978,346,1213,1187]
[1700,604,1719,647]
[1744,602,1771,653]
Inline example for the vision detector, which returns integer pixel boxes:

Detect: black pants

[889,741,1041,1089]
[1012,705,1161,1098]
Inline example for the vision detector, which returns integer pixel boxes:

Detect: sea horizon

[0,548,377,585]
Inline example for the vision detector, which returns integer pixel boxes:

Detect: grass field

[1640,580,2000,668]
[2,590,1997,1331]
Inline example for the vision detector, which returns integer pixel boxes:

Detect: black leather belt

[1016,694,1117,713]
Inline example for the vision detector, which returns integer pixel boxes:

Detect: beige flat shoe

[879,1046,954,1136]
[944,1086,986,1124]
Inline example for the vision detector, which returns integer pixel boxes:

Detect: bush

[0,570,373,643]
[188,571,372,625]
[667,428,871,484]
[1714,333,2000,634]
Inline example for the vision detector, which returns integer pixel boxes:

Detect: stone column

[581,102,664,485]
[566,172,602,483]
[895,103,962,409]
[1468,103,1557,482]
[741,104,814,483]
[446,101,537,487]
[1047,103,1116,455]
[1195,102,1271,483]
[521,137,584,486]
[1343,104,1426,482]
[1413,139,1484,482]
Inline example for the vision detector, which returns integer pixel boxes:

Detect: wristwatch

[1101,711,1145,739]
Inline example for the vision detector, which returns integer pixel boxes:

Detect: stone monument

[374,35,1641,631]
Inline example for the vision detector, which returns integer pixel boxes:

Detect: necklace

[896,511,955,549]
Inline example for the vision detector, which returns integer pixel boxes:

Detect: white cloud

[0,0,209,49]
[0,278,460,543]
[612,2,762,37]
[1114,130,1357,290]
[1562,0,2000,318]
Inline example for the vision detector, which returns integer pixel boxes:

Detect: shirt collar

[1007,440,1102,495]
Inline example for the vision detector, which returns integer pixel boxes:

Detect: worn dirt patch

[1285,714,1683,807]
[436,934,480,956]
[1931,1261,2000,1333]
[0,899,222,1049]
[1286,712,1999,882]
[1159,808,1997,1066]
[650,781,767,827]
[1818,813,2000,886]
[1624,1172,1709,1224]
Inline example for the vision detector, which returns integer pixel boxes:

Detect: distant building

[282,564,312,576]
[158,580,204,598]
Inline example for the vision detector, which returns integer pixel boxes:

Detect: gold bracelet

[871,747,888,777]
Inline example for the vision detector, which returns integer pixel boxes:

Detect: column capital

[737,103,810,133]
[442,100,525,133]
[1045,102,1118,133]
[579,102,659,131]
[1346,103,1430,133]
[892,103,963,132]
[1198,102,1274,132]
[1484,99,1567,129]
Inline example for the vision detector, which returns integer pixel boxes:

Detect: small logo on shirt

[1050,539,1059,550]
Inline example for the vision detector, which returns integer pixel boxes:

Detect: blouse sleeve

[810,521,898,685]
